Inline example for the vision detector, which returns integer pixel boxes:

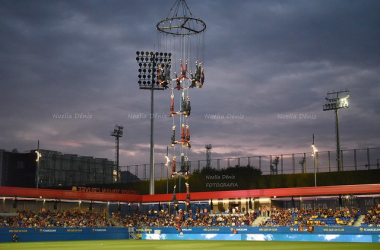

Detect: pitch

[1,240,379,250]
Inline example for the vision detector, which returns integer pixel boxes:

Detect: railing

[122,147,380,181]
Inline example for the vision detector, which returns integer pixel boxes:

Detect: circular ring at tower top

[156,17,206,36]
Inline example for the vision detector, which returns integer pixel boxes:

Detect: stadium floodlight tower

[311,134,318,187]
[35,140,42,189]
[205,144,212,168]
[323,89,349,172]
[111,125,123,182]
[136,51,171,195]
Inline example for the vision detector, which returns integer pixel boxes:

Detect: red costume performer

[172,185,177,204]
[176,209,183,233]
[171,156,177,177]
[180,59,188,80]
[170,94,177,117]
[180,124,186,144]
[186,125,190,142]
[185,182,190,210]
[173,72,182,90]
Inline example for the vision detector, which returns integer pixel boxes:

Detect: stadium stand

[2,204,379,229]
[361,204,380,227]
[259,207,362,227]
[0,209,116,228]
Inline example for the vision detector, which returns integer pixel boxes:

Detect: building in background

[37,149,115,188]
[0,149,115,188]
[0,149,36,187]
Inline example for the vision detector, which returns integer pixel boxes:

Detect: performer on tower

[183,156,190,177]
[164,61,171,82]
[157,64,165,85]
[180,59,188,80]
[160,62,171,89]
[185,96,191,117]
[180,124,186,145]
[172,72,182,90]
[172,184,179,217]
[176,209,183,233]
[189,71,197,88]
[180,152,185,172]
[197,68,205,88]
[185,182,191,210]
[195,61,202,82]
[181,92,186,114]
[170,94,177,117]
[171,125,177,147]
[185,156,190,173]
[172,184,178,204]
[171,156,177,177]
[186,125,190,142]
[179,154,190,176]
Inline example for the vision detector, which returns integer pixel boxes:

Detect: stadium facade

[0,149,115,188]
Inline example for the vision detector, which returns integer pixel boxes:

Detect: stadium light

[311,134,318,187]
[35,140,41,189]
[111,125,123,183]
[136,51,171,195]
[165,146,170,194]
[323,89,349,171]
[35,151,42,162]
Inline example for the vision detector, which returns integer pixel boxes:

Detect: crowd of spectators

[0,208,258,228]
[0,209,115,228]
[259,206,362,227]
[1,203,379,228]
[362,204,380,226]
[119,209,258,228]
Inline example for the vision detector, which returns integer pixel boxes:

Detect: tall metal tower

[110,125,123,182]
[205,144,212,168]
[136,0,206,194]
[136,51,170,195]
[311,134,318,187]
[156,0,206,190]
[323,89,349,171]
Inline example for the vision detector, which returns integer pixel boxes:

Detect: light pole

[299,156,306,174]
[110,125,123,183]
[271,156,279,175]
[323,90,349,171]
[136,51,171,195]
[311,134,318,187]
[205,144,212,168]
[165,146,170,194]
[35,140,41,189]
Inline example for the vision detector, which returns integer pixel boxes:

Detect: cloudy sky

[1,0,379,174]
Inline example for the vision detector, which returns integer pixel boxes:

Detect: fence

[122,147,380,181]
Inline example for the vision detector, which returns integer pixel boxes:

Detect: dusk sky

[1,0,379,173]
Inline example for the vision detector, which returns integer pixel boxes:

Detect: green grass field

[0,240,379,250]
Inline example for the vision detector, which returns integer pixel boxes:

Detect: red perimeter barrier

[1,184,379,202]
